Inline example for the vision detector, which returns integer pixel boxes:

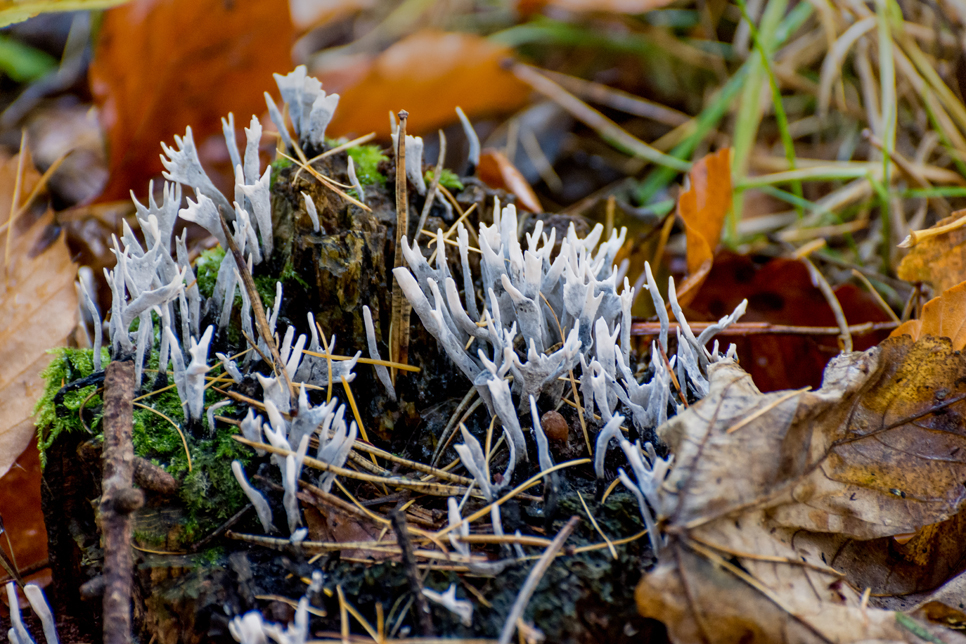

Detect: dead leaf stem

[805,259,852,352]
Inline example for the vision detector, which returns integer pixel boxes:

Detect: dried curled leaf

[0,151,77,477]
[675,148,731,306]
[897,212,966,293]
[477,148,542,213]
[889,280,966,350]
[640,335,966,643]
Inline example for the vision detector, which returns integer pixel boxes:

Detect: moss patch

[425,168,463,191]
[35,347,108,467]
[36,347,251,541]
[195,247,226,300]
[347,144,388,186]
[270,156,293,188]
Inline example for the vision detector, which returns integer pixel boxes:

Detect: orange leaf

[477,148,542,213]
[889,280,966,350]
[675,148,731,305]
[90,0,294,201]
[317,30,530,138]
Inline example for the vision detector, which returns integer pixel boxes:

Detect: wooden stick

[100,359,142,644]
[218,211,295,405]
[390,111,412,385]
[629,320,897,337]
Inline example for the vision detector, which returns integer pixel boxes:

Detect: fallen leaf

[910,570,966,629]
[0,0,128,29]
[89,0,294,201]
[889,280,966,350]
[638,335,966,643]
[0,438,48,577]
[675,148,731,305]
[316,30,530,138]
[0,150,77,478]
[898,212,966,293]
[477,148,542,213]
[687,251,894,391]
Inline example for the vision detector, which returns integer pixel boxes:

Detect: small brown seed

[540,410,569,442]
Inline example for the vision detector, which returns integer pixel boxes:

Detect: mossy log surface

[37,142,661,644]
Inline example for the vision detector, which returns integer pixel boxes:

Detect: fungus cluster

[57,64,747,639]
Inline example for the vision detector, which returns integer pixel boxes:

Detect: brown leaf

[889,280,966,350]
[897,212,966,293]
[639,336,966,643]
[317,30,530,138]
[675,148,731,305]
[89,0,294,201]
[0,439,48,576]
[911,571,966,629]
[477,148,542,213]
[0,151,77,478]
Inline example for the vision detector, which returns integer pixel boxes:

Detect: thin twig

[630,320,897,337]
[850,269,901,323]
[218,211,295,405]
[804,259,852,352]
[232,435,479,497]
[101,359,142,644]
[390,111,412,384]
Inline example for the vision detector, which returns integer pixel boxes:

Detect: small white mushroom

[24,584,58,644]
[456,107,480,170]
[6,581,35,644]
[231,461,275,534]
[301,192,320,233]
[422,583,473,627]
[346,155,365,204]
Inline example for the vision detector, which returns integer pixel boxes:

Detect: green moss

[347,145,388,186]
[253,274,280,310]
[195,247,226,300]
[255,259,309,310]
[34,348,107,467]
[425,168,463,191]
[37,346,250,540]
[270,156,293,188]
